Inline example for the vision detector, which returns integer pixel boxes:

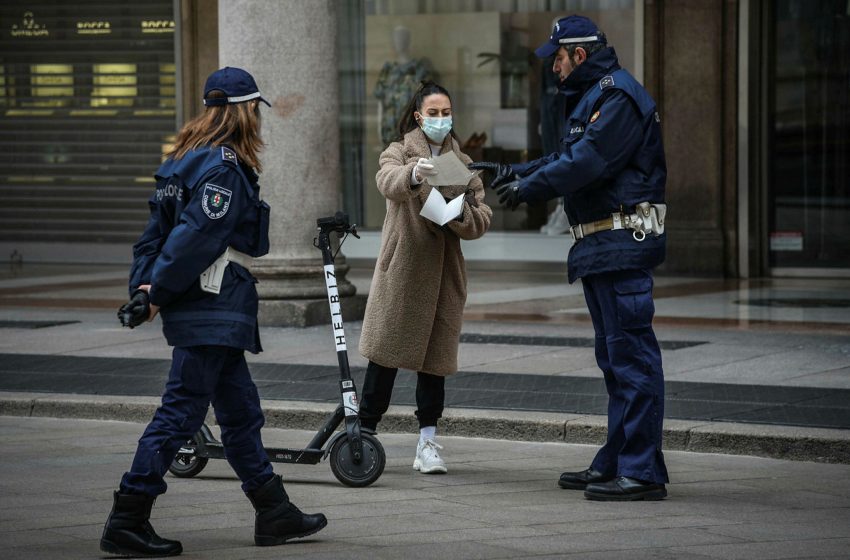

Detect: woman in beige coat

[359,82,492,473]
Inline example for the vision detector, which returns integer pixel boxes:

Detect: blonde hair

[167,91,265,172]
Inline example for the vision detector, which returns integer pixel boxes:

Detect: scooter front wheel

[328,433,386,487]
[168,438,208,478]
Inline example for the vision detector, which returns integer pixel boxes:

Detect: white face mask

[420,116,453,143]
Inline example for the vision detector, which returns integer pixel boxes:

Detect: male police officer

[471,15,669,501]
[102,67,326,557]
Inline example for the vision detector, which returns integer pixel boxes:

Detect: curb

[2,392,848,464]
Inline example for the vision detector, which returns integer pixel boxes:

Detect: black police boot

[558,467,612,490]
[100,491,183,557]
[246,474,328,546]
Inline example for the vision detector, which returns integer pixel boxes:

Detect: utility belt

[569,202,667,242]
[199,247,254,294]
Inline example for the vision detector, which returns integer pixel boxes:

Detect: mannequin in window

[374,25,433,146]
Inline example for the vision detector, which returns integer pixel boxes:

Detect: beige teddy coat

[359,128,492,376]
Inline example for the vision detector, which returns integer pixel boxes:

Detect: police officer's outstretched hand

[118,288,152,329]
[495,180,522,211]
[467,161,516,190]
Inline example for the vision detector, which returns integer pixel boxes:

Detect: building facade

[1,0,848,278]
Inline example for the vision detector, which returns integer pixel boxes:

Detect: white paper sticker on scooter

[342,390,359,416]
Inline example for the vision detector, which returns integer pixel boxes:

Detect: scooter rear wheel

[328,433,385,487]
[169,438,208,478]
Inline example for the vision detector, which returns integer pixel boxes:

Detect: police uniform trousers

[581,268,669,484]
[120,345,274,496]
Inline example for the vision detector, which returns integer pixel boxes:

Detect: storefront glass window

[0,1,176,244]
[338,0,638,231]
[91,64,138,108]
[768,0,850,269]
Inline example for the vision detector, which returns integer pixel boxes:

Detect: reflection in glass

[92,64,137,107]
[0,0,177,244]
[30,64,73,107]
[340,1,637,230]
[768,0,850,269]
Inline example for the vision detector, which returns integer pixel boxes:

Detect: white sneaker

[413,439,447,474]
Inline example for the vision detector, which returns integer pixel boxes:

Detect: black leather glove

[495,180,523,211]
[467,161,516,190]
[118,289,151,329]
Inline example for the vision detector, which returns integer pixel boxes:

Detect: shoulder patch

[599,75,615,90]
[221,146,238,164]
[201,183,232,220]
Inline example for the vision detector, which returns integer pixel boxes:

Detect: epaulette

[221,146,238,165]
[599,75,615,90]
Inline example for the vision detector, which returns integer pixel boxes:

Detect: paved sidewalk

[2,349,848,429]
[2,416,849,560]
[1,264,849,463]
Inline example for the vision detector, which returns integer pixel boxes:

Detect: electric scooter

[167,212,386,487]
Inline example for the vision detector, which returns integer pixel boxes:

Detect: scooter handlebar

[317,212,358,237]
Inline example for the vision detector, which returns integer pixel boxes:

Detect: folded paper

[420,187,465,226]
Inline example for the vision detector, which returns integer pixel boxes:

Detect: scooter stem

[316,217,363,464]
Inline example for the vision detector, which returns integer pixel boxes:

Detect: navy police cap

[534,15,606,58]
[203,66,271,107]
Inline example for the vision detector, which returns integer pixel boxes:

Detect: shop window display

[340,0,638,233]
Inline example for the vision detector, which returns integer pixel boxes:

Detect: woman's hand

[464,189,479,208]
[414,158,437,183]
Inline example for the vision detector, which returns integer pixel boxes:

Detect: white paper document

[427,151,477,187]
[419,187,465,226]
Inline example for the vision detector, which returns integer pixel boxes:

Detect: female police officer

[101,67,326,557]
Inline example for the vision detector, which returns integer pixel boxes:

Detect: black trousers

[359,361,445,430]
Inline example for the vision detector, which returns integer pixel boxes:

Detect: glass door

[767,0,850,271]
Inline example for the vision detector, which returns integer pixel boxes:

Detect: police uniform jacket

[359,128,492,376]
[128,145,270,353]
[512,47,666,283]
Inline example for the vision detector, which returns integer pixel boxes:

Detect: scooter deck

[183,440,325,465]
[266,447,324,464]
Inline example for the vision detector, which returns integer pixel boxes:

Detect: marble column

[644,0,738,276]
[218,0,364,326]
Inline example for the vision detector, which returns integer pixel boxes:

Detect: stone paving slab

[1,416,849,560]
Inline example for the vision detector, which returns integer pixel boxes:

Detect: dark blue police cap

[203,67,271,107]
[534,15,606,58]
